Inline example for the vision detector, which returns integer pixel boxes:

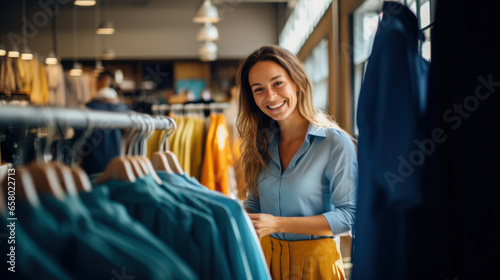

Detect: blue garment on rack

[158,171,252,280]
[352,2,430,280]
[38,194,176,280]
[80,100,130,175]
[92,174,232,280]
[0,218,74,280]
[15,200,126,279]
[78,187,198,280]
[168,172,272,280]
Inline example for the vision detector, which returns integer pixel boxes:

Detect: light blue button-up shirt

[244,123,358,241]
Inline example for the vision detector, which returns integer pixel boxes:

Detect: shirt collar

[305,123,327,142]
[268,122,327,167]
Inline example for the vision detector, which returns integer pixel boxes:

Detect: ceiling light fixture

[74,0,96,6]
[193,0,220,23]
[70,4,82,76]
[45,51,58,65]
[197,22,219,41]
[97,20,115,34]
[198,41,217,61]
[0,43,6,56]
[20,0,33,60]
[21,46,33,60]
[101,46,115,60]
[69,62,83,76]
[8,48,20,58]
[96,0,114,35]
[46,5,58,65]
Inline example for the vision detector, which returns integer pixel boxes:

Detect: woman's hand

[248,213,280,239]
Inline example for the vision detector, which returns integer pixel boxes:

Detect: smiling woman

[236,45,358,280]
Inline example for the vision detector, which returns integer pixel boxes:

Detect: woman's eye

[274,81,283,86]
[253,88,263,94]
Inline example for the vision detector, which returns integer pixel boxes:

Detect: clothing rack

[152,102,230,115]
[0,105,174,130]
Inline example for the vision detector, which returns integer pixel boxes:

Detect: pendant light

[197,22,219,41]
[198,41,217,61]
[45,51,58,65]
[96,0,114,34]
[21,46,33,60]
[8,46,20,58]
[97,20,115,34]
[70,4,82,76]
[20,0,33,61]
[74,0,96,6]
[69,62,83,76]
[193,0,220,23]
[101,46,115,60]
[45,5,58,65]
[0,43,6,56]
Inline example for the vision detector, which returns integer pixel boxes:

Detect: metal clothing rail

[0,105,174,130]
[152,103,231,114]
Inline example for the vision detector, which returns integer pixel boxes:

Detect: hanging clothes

[79,99,130,175]
[200,113,218,191]
[0,107,271,280]
[352,2,430,280]
[29,58,49,106]
[90,174,233,280]
[157,170,271,280]
[65,72,91,108]
[46,63,66,107]
[0,57,17,95]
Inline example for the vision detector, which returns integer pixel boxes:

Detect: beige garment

[46,63,66,107]
[65,72,92,107]
[2,57,17,95]
[13,58,23,91]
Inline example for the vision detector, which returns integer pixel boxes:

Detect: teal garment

[0,218,75,280]
[172,172,271,280]
[38,194,176,280]
[158,171,252,280]
[78,188,198,280]
[16,200,125,279]
[92,175,233,280]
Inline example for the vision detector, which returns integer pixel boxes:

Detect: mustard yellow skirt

[260,235,345,280]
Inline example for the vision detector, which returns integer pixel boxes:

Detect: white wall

[0,0,279,60]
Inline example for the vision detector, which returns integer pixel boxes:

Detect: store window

[351,0,434,136]
[304,38,329,111]
[279,0,332,55]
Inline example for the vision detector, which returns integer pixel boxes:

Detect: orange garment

[260,235,345,280]
[190,116,206,181]
[212,114,233,195]
[200,114,218,191]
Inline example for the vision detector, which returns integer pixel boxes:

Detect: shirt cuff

[322,211,352,236]
[243,199,261,213]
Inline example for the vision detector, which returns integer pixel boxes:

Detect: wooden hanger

[25,120,66,200]
[163,117,184,174]
[151,117,179,173]
[69,111,94,192]
[52,121,78,196]
[94,115,137,184]
[138,115,163,184]
[125,122,147,177]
